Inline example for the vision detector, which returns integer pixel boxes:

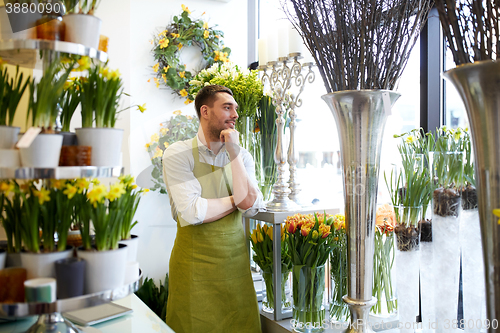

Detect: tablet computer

[63,303,133,326]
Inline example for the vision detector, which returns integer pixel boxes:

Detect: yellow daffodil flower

[187,115,193,120]
[160,128,167,136]
[178,43,183,50]
[50,179,65,190]
[203,30,209,39]
[91,178,100,185]
[173,110,182,116]
[162,74,167,83]
[145,143,151,149]
[153,147,163,159]
[153,63,160,73]
[181,4,191,14]
[203,21,208,29]
[179,71,185,78]
[159,38,169,49]
[138,104,147,113]
[164,142,169,149]
[119,175,135,186]
[184,99,193,105]
[77,56,90,71]
[179,89,188,97]
[405,135,415,144]
[75,178,90,193]
[0,181,14,195]
[33,188,51,205]
[131,184,138,190]
[110,69,120,79]
[164,66,170,73]
[106,182,126,201]
[158,30,168,37]
[87,184,107,207]
[154,78,160,88]
[151,133,160,143]
[170,33,180,38]
[494,209,500,225]
[63,184,78,200]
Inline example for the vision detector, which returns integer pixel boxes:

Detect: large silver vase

[443,60,500,332]
[322,90,400,333]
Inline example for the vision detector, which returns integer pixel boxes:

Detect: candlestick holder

[259,53,315,211]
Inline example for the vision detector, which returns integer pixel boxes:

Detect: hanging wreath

[150,5,231,104]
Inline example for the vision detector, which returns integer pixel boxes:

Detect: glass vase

[419,204,435,333]
[292,264,326,333]
[430,151,463,332]
[261,270,292,314]
[329,237,349,323]
[236,115,255,152]
[459,186,486,332]
[395,205,422,333]
[371,229,397,318]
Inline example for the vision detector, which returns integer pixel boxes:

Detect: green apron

[165,139,261,333]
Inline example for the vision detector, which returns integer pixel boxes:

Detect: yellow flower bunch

[494,209,500,225]
[0,181,14,195]
[250,223,291,274]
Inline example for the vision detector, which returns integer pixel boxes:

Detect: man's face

[206,92,239,138]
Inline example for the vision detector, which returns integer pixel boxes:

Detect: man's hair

[194,85,233,119]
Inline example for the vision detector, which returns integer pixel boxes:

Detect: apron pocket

[192,230,250,281]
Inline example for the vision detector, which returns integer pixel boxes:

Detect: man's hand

[220,129,240,157]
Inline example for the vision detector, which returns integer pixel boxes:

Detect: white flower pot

[119,235,139,262]
[63,14,102,49]
[0,149,21,167]
[20,247,73,279]
[77,244,127,294]
[19,134,63,168]
[75,128,123,166]
[124,261,139,285]
[0,125,20,149]
[0,249,6,269]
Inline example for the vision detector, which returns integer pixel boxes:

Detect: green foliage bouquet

[328,214,349,322]
[145,111,199,194]
[0,180,22,253]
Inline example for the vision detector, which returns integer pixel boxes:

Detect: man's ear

[200,105,210,120]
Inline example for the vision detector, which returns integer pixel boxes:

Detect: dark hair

[194,85,233,119]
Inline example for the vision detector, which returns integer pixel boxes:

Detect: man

[163,85,264,333]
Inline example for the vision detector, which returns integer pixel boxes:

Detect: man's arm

[163,141,237,226]
[221,129,260,210]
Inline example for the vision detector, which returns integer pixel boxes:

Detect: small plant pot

[0,149,21,167]
[63,14,102,49]
[77,244,128,294]
[118,235,139,262]
[6,252,22,268]
[59,146,92,166]
[19,133,63,168]
[54,257,85,299]
[0,125,20,149]
[75,128,123,166]
[20,246,73,280]
[59,131,78,146]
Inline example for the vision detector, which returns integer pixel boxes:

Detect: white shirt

[162,132,266,227]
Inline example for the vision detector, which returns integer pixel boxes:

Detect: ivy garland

[151,5,231,104]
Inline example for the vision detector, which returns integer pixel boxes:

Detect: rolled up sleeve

[163,143,208,226]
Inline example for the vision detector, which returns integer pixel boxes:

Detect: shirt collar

[196,128,226,156]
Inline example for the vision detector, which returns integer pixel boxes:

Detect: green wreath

[151,5,231,104]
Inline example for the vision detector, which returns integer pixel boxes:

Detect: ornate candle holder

[259,53,315,211]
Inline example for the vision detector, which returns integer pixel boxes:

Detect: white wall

[96,0,249,283]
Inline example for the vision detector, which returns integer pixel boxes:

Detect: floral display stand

[243,207,339,322]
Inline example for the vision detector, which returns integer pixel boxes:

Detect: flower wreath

[150,5,231,104]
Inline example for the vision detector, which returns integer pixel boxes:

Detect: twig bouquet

[281,0,432,92]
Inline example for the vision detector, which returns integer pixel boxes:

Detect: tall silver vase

[443,60,500,333]
[322,90,400,333]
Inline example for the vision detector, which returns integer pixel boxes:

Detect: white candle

[288,23,303,55]
[267,33,278,62]
[258,38,268,66]
[278,26,289,58]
